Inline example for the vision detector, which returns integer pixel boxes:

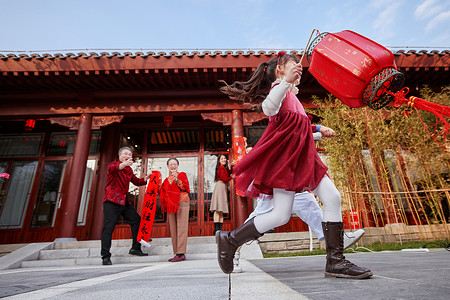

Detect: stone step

[38,243,218,260]
[19,236,226,268]
[21,252,218,268]
[3,235,265,269]
[52,236,216,249]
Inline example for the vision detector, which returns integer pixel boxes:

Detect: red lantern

[307,30,404,110]
[306,30,449,148]
[25,119,36,131]
[164,116,173,127]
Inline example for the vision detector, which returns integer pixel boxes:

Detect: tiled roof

[0,49,448,96]
[0,50,281,60]
[0,49,449,60]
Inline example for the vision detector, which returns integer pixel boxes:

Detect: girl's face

[219,155,227,166]
[167,160,179,172]
[276,59,297,79]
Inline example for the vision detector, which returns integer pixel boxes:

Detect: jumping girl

[216,52,372,279]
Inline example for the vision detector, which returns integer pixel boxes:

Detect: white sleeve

[313,132,323,141]
[261,78,291,116]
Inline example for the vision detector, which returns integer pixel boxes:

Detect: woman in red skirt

[210,154,232,235]
[216,52,372,279]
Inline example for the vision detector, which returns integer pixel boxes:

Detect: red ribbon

[277,51,286,65]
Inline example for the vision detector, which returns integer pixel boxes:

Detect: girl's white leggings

[253,175,342,234]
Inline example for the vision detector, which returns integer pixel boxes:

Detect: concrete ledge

[0,243,28,257]
[0,242,53,270]
[360,223,450,245]
[259,232,313,242]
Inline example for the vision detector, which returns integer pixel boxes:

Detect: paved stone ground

[0,265,140,298]
[1,249,449,300]
[250,248,450,300]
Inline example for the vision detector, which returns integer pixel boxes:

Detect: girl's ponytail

[219,53,299,109]
[219,57,278,108]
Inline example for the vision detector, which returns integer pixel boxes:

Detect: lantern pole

[299,28,319,64]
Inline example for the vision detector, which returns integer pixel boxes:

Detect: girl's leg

[311,175,342,222]
[217,211,224,232]
[312,176,372,279]
[253,188,295,233]
[213,211,222,234]
[213,211,220,222]
[217,188,294,274]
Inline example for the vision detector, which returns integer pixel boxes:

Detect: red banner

[233,136,247,165]
[137,171,161,246]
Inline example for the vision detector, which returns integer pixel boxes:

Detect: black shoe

[129,248,148,256]
[102,257,112,265]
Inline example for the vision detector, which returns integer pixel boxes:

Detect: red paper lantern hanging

[306,30,449,147]
[164,116,173,127]
[307,30,404,110]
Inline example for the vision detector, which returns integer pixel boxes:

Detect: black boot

[322,222,372,279]
[216,218,262,274]
[213,223,219,235]
[218,222,223,232]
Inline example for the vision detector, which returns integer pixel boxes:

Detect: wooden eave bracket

[50,115,124,130]
[201,112,267,126]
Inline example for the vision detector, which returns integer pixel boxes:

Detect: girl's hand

[285,63,303,84]
[171,170,178,178]
[320,126,336,138]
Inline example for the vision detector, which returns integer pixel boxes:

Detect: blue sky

[1,0,449,53]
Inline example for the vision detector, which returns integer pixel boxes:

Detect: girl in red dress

[216,52,372,279]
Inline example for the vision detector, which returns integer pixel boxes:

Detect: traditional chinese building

[0,49,449,244]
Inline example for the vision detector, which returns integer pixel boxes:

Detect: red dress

[233,90,328,197]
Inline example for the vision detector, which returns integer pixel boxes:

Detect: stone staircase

[1,232,322,269]
[20,236,220,268]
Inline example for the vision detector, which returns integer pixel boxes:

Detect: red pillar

[56,114,92,241]
[231,109,248,229]
[88,124,120,240]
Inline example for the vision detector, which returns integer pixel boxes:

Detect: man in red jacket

[101,147,150,265]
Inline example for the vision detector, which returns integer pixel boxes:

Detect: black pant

[101,201,141,259]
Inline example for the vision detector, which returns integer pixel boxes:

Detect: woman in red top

[210,154,232,234]
[160,158,190,262]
